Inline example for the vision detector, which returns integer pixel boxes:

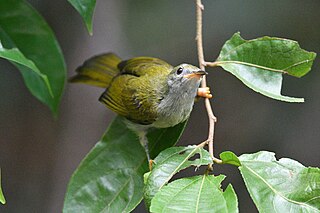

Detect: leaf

[144,146,212,208]
[0,0,66,115]
[150,175,238,213]
[68,0,96,35]
[223,184,238,213]
[0,169,5,205]
[0,46,52,97]
[239,151,320,212]
[63,116,187,213]
[220,151,241,166]
[216,32,316,102]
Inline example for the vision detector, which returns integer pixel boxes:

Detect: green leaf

[239,151,320,212]
[144,146,212,208]
[68,0,96,35]
[63,116,187,213]
[220,151,241,166]
[0,46,53,97]
[0,169,5,205]
[150,175,238,213]
[223,184,238,213]
[216,32,316,102]
[0,0,66,115]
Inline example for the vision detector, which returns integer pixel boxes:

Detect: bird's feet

[197,87,212,99]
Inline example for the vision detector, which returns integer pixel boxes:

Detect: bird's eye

[176,67,183,75]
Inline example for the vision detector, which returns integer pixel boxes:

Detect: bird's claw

[197,87,212,99]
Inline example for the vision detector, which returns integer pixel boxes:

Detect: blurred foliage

[0,0,66,115]
[0,0,320,212]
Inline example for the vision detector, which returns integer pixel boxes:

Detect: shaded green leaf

[0,45,53,97]
[220,151,241,166]
[239,151,320,212]
[150,175,238,213]
[144,146,212,208]
[68,0,96,35]
[63,116,187,213]
[216,32,316,102]
[0,0,66,115]
[0,169,5,205]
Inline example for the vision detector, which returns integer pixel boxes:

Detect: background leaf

[68,0,96,35]
[63,116,187,213]
[0,169,5,205]
[239,151,320,212]
[150,175,238,213]
[0,0,66,115]
[144,146,212,208]
[216,32,316,102]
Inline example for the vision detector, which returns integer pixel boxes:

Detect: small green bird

[70,53,211,167]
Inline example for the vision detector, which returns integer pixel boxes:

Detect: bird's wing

[118,57,172,76]
[69,53,121,88]
[99,57,173,125]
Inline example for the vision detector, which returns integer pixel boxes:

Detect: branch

[195,0,221,166]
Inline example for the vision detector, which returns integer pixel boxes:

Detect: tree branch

[195,0,222,166]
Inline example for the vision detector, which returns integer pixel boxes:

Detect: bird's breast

[153,88,197,128]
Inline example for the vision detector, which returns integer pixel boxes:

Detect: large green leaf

[68,0,96,35]
[144,146,212,208]
[150,175,238,213]
[216,32,316,102]
[238,151,320,212]
[0,169,5,205]
[63,116,187,213]
[0,0,66,115]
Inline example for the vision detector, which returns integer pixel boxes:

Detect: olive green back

[70,53,173,125]
[100,57,173,125]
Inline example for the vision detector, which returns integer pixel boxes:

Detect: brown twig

[195,0,222,166]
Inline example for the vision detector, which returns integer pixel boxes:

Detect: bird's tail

[69,53,122,88]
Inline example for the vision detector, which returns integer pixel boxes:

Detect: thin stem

[195,0,221,166]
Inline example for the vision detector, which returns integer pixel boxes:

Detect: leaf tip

[86,23,94,36]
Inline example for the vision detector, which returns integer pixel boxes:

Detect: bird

[69,53,212,168]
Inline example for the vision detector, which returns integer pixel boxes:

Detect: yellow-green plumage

[71,53,173,125]
[70,53,206,163]
[100,57,173,125]
[69,53,121,88]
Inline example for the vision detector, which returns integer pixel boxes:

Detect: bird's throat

[153,82,199,128]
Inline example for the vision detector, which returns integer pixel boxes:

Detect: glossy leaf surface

[68,0,96,34]
[150,175,238,213]
[216,32,316,102]
[0,0,66,114]
[63,116,187,213]
[144,146,212,207]
[239,151,320,212]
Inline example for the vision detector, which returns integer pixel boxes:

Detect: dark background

[0,0,320,212]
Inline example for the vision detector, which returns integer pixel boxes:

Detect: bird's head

[167,64,206,91]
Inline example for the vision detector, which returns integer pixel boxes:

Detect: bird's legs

[197,87,212,98]
[138,131,153,170]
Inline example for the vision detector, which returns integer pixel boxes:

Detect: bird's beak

[183,70,207,80]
